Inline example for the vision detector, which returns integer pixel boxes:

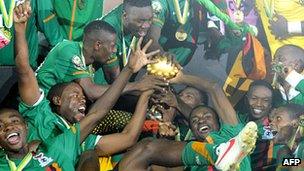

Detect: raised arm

[79,38,160,142]
[76,71,167,101]
[14,1,41,106]
[95,90,152,156]
[170,72,238,125]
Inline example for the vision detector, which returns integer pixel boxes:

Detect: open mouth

[6,132,21,145]
[78,106,86,114]
[253,108,263,114]
[138,30,147,37]
[198,125,210,134]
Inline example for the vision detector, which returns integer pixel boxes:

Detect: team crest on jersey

[72,55,85,70]
[262,126,274,140]
[152,1,162,16]
[33,152,54,167]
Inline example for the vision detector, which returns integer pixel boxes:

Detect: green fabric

[101,5,132,70]
[19,96,99,153]
[0,0,38,68]
[208,123,243,143]
[0,123,81,171]
[295,139,304,159]
[93,66,108,85]
[290,80,304,105]
[182,141,216,167]
[36,40,92,95]
[195,0,254,35]
[182,123,251,170]
[94,5,133,82]
[52,0,103,41]
[237,112,273,140]
[35,0,65,46]
[151,0,196,66]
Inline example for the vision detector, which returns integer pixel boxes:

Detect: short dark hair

[123,0,152,10]
[0,108,25,122]
[47,82,72,105]
[247,80,274,97]
[84,20,116,41]
[274,45,304,62]
[189,104,219,125]
[179,86,209,105]
[280,103,304,120]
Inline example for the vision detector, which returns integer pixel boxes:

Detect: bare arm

[95,90,152,156]
[79,38,160,142]
[171,72,238,125]
[76,75,166,101]
[14,1,41,106]
[75,78,138,101]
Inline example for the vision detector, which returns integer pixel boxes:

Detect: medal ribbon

[173,0,189,25]
[122,36,136,66]
[0,0,15,28]
[6,152,33,171]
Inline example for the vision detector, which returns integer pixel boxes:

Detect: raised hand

[127,37,160,73]
[134,74,168,92]
[269,14,289,40]
[14,0,31,24]
[152,89,178,108]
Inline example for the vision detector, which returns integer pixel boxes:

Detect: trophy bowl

[147,55,179,79]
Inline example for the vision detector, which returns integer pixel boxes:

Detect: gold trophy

[147,55,179,79]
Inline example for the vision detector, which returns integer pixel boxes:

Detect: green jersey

[289,80,304,105]
[0,123,82,171]
[101,5,133,70]
[94,5,135,83]
[182,123,252,171]
[52,0,103,41]
[36,40,93,95]
[281,71,304,105]
[0,0,38,68]
[19,93,101,153]
[237,112,273,140]
[151,0,199,65]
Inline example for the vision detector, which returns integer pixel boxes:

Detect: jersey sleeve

[285,70,304,94]
[56,44,91,82]
[80,134,102,152]
[18,91,61,141]
[35,0,65,46]
[151,0,167,28]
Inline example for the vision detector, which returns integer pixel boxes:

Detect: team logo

[152,1,162,16]
[72,55,85,70]
[262,126,274,140]
[33,152,54,167]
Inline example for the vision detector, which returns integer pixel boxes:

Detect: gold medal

[175,26,187,41]
[233,10,244,23]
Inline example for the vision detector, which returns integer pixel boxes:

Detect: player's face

[269,107,295,143]
[59,83,87,123]
[124,6,153,37]
[0,109,28,152]
[190,107,219,141]
[247,85,272,120]
[95,32,117,64]
[179,88,202,108]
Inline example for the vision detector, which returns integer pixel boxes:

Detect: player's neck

[7,144,29,159]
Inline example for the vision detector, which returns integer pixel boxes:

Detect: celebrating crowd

[0,0,303,171]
